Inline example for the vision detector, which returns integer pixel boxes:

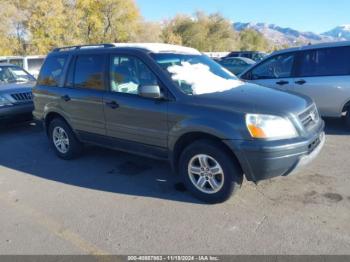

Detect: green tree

[76,0,140,43]
[162,12,240,52]
[239,29,270,51]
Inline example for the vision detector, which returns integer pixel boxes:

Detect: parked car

[240,41,350,128]
[0,55,46,78]
[0,64,36,120]
[219,57,255,75]
[33,43,325,203]
[225,51,267,62]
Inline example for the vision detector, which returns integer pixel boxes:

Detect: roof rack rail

[52,44,115,52]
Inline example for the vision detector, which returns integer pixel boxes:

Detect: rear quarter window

[37,55,68,86]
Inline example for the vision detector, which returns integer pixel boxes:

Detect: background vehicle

[225,51,267,62]
[0,64,35,120]
[33,43,324,203]
[240,41,350,128]
[0,55,46,78]
[219,57,255,75]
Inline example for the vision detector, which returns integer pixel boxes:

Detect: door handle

[276,80,289,86]
[61,95,71,102]
[295,79,306,85]
[106,100,119,109]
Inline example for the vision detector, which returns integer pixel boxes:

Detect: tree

[27,0,70,54]
[239,29,270,51]
[76,0,140,43]
[133,21,163,43]
[161,12,240,52]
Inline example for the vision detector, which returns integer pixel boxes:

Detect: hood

[0,82,35,94]
[191,82,312,116]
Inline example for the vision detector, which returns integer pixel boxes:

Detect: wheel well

[172,132,243,176]
[343,100,350,113]
[44,112,67,135]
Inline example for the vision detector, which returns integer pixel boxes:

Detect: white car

[240,41,350,127]
[0,55,45,78]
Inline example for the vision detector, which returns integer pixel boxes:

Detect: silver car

[240,41,350,127]
[0,64,35,120]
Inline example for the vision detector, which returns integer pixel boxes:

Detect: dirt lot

[0,119,349,255]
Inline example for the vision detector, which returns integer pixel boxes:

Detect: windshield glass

[151,53,244,95]
[0,66,36,84]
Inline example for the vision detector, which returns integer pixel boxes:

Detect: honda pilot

[33,43,325,203]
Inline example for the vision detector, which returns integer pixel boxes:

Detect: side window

[109,55,158,95]
[9,59,24,68]
[74,54,105,90]
[250,53,295,80]
[37,55,68,86]
[297,47,350,77]
[27,58,45,72]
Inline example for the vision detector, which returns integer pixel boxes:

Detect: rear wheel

[179,139,243,203]
[48,118,82,160]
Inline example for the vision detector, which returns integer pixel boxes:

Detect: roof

[0,63,17,67]
[112,43,201,55]
[1,55,46,59]
[222,57,256,64]
[52,43,202,55]
[273,40,350,55]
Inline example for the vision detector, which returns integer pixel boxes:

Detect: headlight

[246,114,298,139]
[0,96,13,107]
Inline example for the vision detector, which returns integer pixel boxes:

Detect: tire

[48,118,82,160]
[179,139,243,204]
[345,110,350,129]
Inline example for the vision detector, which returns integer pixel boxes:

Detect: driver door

[242,52,297,92]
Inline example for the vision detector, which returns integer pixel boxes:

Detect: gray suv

[33,43,325,203]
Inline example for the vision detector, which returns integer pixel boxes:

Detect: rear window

[297,46,350,77]
[37,55,68,86]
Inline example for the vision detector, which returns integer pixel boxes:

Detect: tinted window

[110,56,158,95]
[297,47,350,77]
[250,53,295,80]
[37,55,68,86]
[74,55,105,90]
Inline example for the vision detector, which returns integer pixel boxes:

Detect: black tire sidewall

[345,111,350,128]
[179,140,241,203]
[48,118,81,160]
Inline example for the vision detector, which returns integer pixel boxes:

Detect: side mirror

[138,85,162,99]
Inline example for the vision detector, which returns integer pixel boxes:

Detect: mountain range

[233,22,350,46]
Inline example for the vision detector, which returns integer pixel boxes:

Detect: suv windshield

[151,53,243,95]
[0,66,36,84]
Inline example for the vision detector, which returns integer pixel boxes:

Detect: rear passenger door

[61,54,107,135]
[242,52,296,91]
[103,54,168,150]
[292,47,350,117]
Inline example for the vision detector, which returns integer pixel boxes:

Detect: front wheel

[179,140,243,203]
[345,110,350,129]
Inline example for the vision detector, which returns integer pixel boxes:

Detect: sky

[135,0,350,33]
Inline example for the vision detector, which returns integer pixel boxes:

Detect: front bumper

[0,102,34,119]
[225,120,325,182]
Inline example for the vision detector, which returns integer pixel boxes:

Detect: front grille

[11,92,33,103]
[299,104,320,130]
